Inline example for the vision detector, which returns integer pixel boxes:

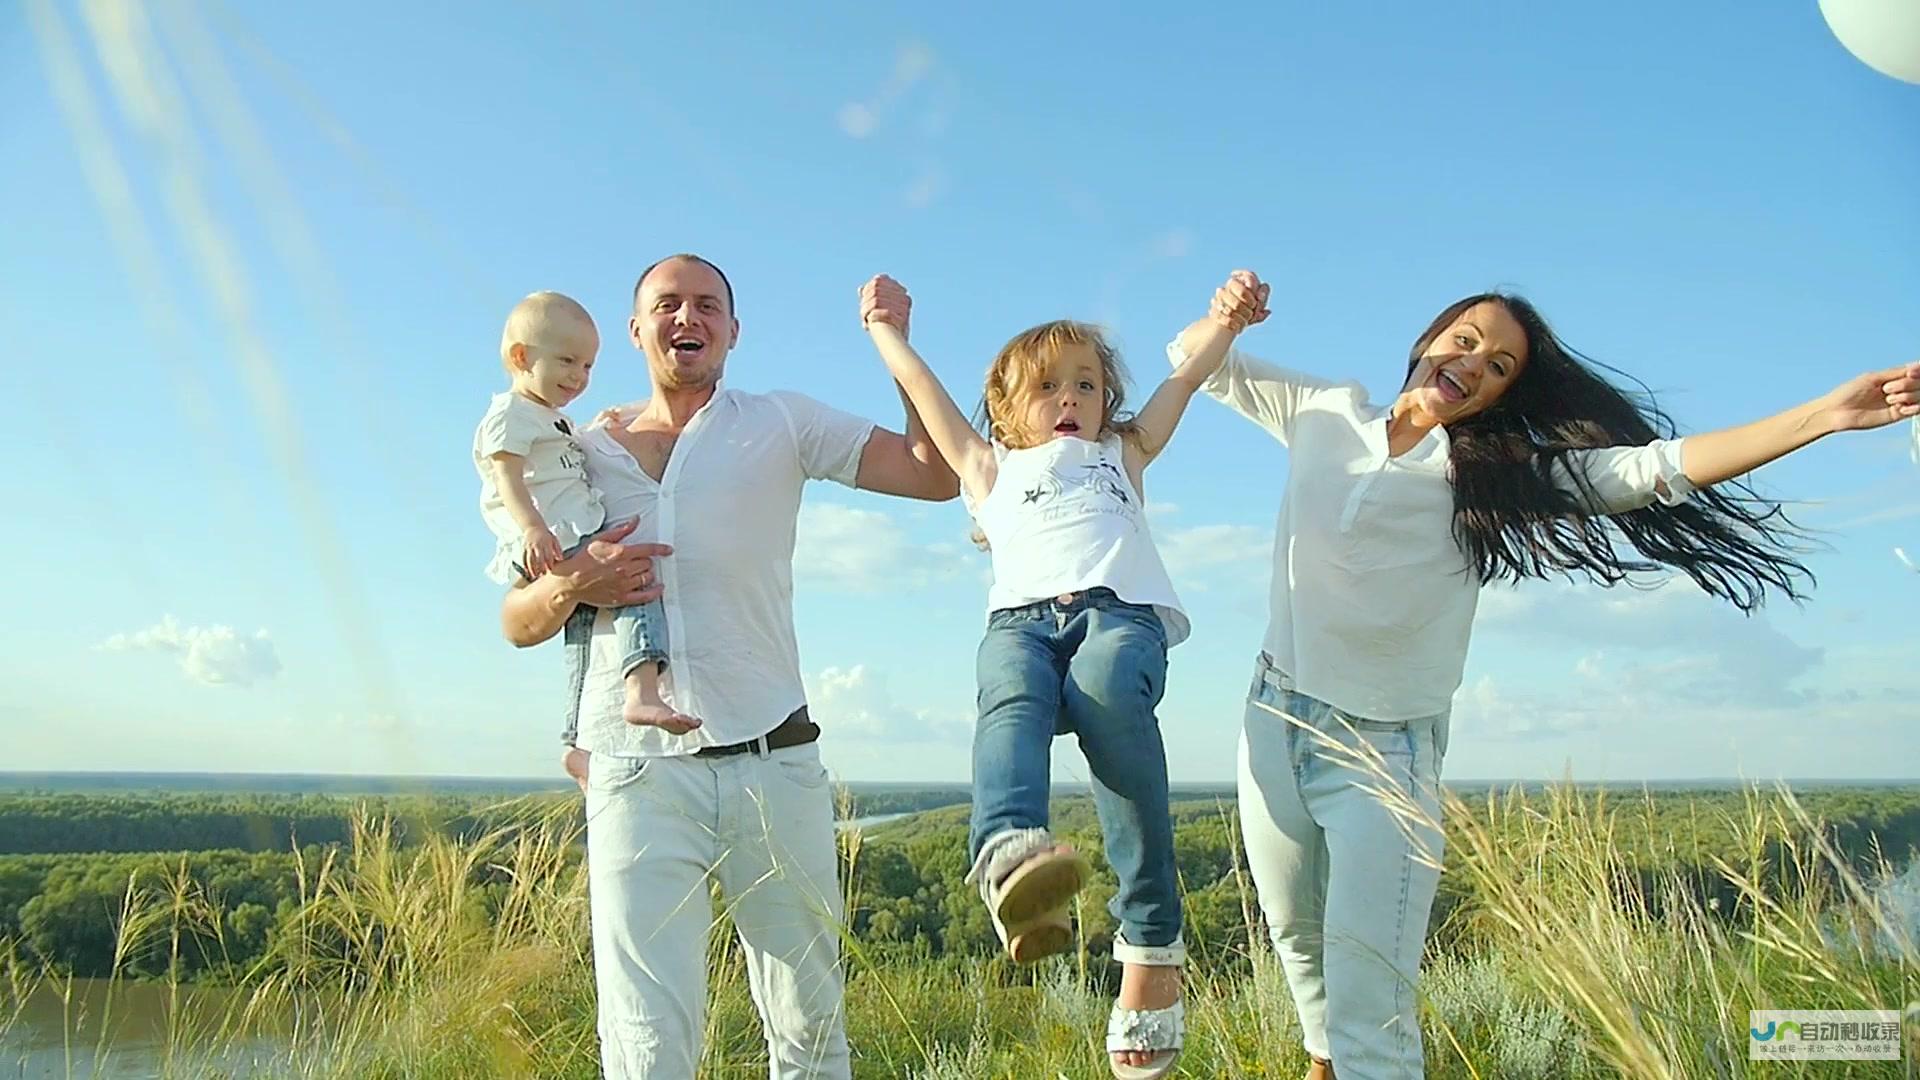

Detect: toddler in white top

[856,271,1264,1080]
[474,292,695,745]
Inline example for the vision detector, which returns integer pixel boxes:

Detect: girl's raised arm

[1126,270,1269,469]
[860,274,998,499]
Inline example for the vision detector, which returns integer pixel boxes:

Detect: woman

[1181,273,1917,1080]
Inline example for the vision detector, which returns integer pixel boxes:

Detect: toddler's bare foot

[623,669,699,734]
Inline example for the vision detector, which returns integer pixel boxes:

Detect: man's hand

[860,275,912,339]
[548,518,670,609]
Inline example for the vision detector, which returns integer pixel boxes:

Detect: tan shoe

[966,828,1091,964]
[1304,1058,1335,1080]
[1004,905,1073,964]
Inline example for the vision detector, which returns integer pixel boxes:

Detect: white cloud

[1447,576,1848,747]
[805,664,969,744]
[1450,674,1602,742]
[835,41,937,141]
[1407,575,1920,778]
[794,502,972,592]
[1447,664,1920,783]
[837,43,952,209]
[1094,227,1201,325]
[1152,228,1194,259]
[904,166,944,208]
[836,103,877,139]
[101,616,282,687]
[1157,523,1273,581]
[1475,577,1821,708]
[893,42,935,83]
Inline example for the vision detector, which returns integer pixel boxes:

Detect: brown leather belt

[694,706,818,758]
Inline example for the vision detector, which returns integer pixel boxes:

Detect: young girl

[858,272,1265,1080]
[1187,275,1920,1080]
[474,291,697,753]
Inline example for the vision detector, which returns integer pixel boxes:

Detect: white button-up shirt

[571,387,875,756]
[1177,343,1694,721]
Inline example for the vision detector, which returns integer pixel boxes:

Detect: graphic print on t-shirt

[1017,456,1137,529]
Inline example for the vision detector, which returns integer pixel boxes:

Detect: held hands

[1176,270,1271,361]
[860,275,912,338]
[1818,361,1920,433]
[522,526,564,579]
[1210,270,1271,332]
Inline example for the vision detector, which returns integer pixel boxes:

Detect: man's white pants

[585,742,850,1079]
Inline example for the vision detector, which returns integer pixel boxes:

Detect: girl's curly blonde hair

[973,320,1137,449]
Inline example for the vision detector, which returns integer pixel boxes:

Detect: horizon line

[3,770,1917,788]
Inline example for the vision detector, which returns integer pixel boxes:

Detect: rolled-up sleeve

[1548,438,1695,514]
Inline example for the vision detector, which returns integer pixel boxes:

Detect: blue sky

[3,2,1916,784]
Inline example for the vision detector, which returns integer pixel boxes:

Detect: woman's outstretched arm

[1679,361,1919,487]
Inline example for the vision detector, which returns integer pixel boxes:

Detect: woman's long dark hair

[1423,293,1812,612]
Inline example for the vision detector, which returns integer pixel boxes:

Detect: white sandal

[964,827,1090,963]
[1106,937,1186,1080]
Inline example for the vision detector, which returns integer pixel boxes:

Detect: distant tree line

[2,787,1915,982]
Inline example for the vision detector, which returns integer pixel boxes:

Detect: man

[501,255,952,1078]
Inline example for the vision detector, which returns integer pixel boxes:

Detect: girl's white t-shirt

[967,434,1191,647]
[473,391,605,583]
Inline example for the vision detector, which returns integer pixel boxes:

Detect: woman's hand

[1817,361,1920,433]
[1210,270,1270,331]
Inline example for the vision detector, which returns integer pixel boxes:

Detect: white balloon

[1819,0,1920,84]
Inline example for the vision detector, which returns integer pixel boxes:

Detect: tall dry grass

[3,780,1914,1078]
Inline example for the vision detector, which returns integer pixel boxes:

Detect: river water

[2,979,288,1079]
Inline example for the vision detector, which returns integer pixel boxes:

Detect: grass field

[3,781,1916,1078]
